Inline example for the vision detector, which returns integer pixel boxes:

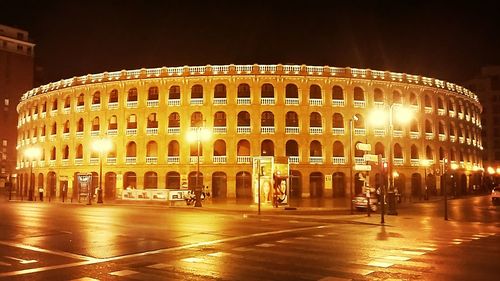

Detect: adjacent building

[0,24,35,188]
[16,64,483,203]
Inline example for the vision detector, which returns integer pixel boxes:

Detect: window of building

[128,88,138,101]
[237,84,250,98]
[214,84,226,98]
[109,89,119,103]
[148,86,159,100]
[147,113,158,128]
[286,111,299,127]
[169,86,181,100]
[191,85,203,99]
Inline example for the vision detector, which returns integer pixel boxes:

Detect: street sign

[364,154,379,162]
[356,143,371,151]
[354,164,372,171]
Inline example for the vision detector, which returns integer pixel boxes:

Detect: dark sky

[2,0,500,86]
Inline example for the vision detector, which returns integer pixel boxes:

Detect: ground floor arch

[332,172,345,197]
[309,172,324,198]
[212,171,227,199]
[105,172,116,200]
[290,170,302,198]
[236,171,252,199]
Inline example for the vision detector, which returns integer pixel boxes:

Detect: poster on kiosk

[252,157,289,206]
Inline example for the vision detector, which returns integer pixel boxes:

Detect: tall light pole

[421,159,431,200]
[24,146,42,201]
[187,126,211,207]
[92,138,112,204]
[348,115,358,215]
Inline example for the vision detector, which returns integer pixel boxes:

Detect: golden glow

[369,108,388,127]
[24,146,42,160]
[487,167,495,175]
[393,106,414,124]
[92,138,113,153]
[392,171,399,178]
[187,127,211,143]
[450,163,459,170]
[497,168,500,175]
[420,159,431,167]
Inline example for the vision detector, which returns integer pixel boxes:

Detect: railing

[126,128,137,135]
[190,98,204,105]
[285,98,299,105]
[146,157,158,164]
[394,158,404,166]
[393,130,403,137]
[425,132,434,140]
[91,104,101,111]
[126,157,137,164]
[410,159,420,166]
[410,131,420,139]
[49,160,56,167]
[261,126,275,134]
[39,136,46,142]
[90,158,99,165]
[354,128,366,135]
[439,134,446,141]
[146,68,161,77]
[213,98,227,105]
[32,113,38,120]
[332,128,345,135]
[126,101,138,108]
[466,138,471,145]
[235,65,253,74]
[309,156,323,164]
[260,98,275,105]
[76,131,84,138]
[63,133,70,140]
[62,159,69,166]
[212,65,229,74]
[458,112,464,119]
[76,105,84,112]
[424,107,433,114]
[354,157,365,165]
[212,156,227,163]
[373,128,386,136]
[438,108,446,116]
[285,127,299,134]
[332,99,345,107]
[108,102,118,109]
[332,157,346,164]
[237,156,251,164]
[90,130,99,136]
[167,156,180,164]
[147,100,159,107]
[237,97,251,105]
[353,100,366,108]
[168,99,181,106]
[63,108,70,114]
[283,65,301,74]
[309,99,322,106]
[146,128,158,135]
[190,156,204,163]
[450,135,456,142]
[459,136,465,143]
[309,127,323,134]
[168,127,180,134]
[288,156,299,164]
[449,110,456,118]
[41,112,46,118]
[212,127,226,134]
[75,158,83,165]
[107,157,117,165]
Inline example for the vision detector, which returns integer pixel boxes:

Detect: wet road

[0,196,498,281]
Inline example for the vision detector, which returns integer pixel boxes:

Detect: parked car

[491,187,500,205]
[353,194,378,211]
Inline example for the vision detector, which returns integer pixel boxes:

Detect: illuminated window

[214,84,226,98]
[237,84,250,98]
[261,83,274,98]
[109,89,119,103]
[169,86,180,100]
[374,88,384,103]
[127,114,137,129]
[148,86,159,100]
[92,91,100,104]
[128,88,138,101]
[285,111,299,127]
[191,84,203,99]
[168,112,180,128]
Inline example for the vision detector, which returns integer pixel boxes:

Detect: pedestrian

[38,186,44,201]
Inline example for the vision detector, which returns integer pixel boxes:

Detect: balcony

[466,138,471,145]
[237,156,251,164]
[353,100,366,108]
[108,102,118,109]
[62,159,69,166]
[75,158,83,165]
[410,131,420,139]
[146,157,158,164]
[332,157,346,165]
[63,133,70,140]
[261,126,275,134]
[91,104,101,111]
[39,136,46,142]
[393,130,403,138]
[126,157,137,164]
[168,127,180,134]
[76,105,84,112]
[63,108,70,114]
[449,110,456,118]
[458,112,464,119]
[107,157,117,165]
[425,132,434,140]
[168,99,181,106]
[450,135,456,142]
[50,110,57,117]
[354,128,366,136]
[260,98,275,105]
[309,156,323,164]
[309,99,322,106]
[237,97,251,105]
[424,107,433,114]
[190,156,205,164]
[374,101,384,108]
[32,113,38,120]
[126,101,138,108]
[213,98,227,105]
[212,156,227,163]
[190,98,204,105]
[288,156,299,164]
[41,112,46,118]
[285,127,299,134]
[354,157,365,165]
[76,131,84,138]
[90,158,99,165]
[332,128,345,135]
[167,156,180,164]
[212,127,226,134]
[146,128,158,135]
[373,128,386,137]
[309,127,323,135]
[439,134,446,141]
[394,158,404,166]
[147,100,159,107]
[438,108,446,116]
[126,128,137,136]
[285,98,299,105]
[332,99,345,107]
[459,136,464,144]
[49,160,56,167]
[410,159,420,166]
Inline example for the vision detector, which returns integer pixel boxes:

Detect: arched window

[393,90,402,104]
[309,84,322,100]
[424,94,432,108]
[285,84,298,98]
[63,120,70,133]
[310,140,322,156]
[310,112,322,127]
[375,142,385,157]
[169,85,181,100]
[448,99,455,112]
[191,112,203,127]
[148,86,159,100]
[237,140,250,156]
[394,143,403,159]
[332,86,343,100]
[261,83,274,98]
[374,88,384,103]
[76,144,83,159]
[261,111,274,127]
[285,140,299,156]
[409,92,418,106]
[425,145,433,160]
[127,114,137,129]
[41,101,47,112]
[353,114,365,129]
[168,140,179,156]
[439,147,445,160]
[146,141,158,157]
[214,111,226,127]
[52,99,58,110]
[76,118,84,132]
[332,113,344,128]
[147,113,158,128]
[425,120,433,133]
[168,112,180,128]
[64,96,71,108]
[437,97,444,109]
[128,88,138,101]
[438,121,445,134]
[332,141,344,157]
[237,83,250,98]
[261,140,274,156]
[77,93,85,106]
[92,91,100,104]
[109,89,118,103]
[191,84,203,99]
[411,144,419,159]
[213,139,226,156]
[109,115,117,130]
[62,145,70,159]
[449,122,456,136]
[123,172,137,188]
[50,146,56,160]
[410,119,418,132]
[214,84,226,98]
[353,87,364,101]
[237,111,250,126]
[190,141,204,156]
[144,172,158,189]
[285,111,299,127]
[166,171,180,189]
[126,142,137,157]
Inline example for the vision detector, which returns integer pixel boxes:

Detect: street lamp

[24,146,42,201]
[348,115,358,215]
[91,138,112,204]
[187,126,211,207]
[421,159,431,200]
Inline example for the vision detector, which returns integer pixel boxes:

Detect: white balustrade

[147,100,159,107]
[237,156,251,164]
[168,127,180,134]
[168,99,181,106]
[146,128,158,135]
[285,127,299,134]
[237,97,251,105]
[332,128,345,135]
[332,157,346,164]
[309,127,323,134]
[126,101,138,108]
[309,99,322,106]
[212,156,227,163]
[332,99,345,107]
[285,98,299,105]
[261,126,275,134]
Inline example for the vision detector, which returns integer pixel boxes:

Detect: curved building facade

[16,64,483,202]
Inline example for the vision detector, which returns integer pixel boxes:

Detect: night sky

[2,0,500,87]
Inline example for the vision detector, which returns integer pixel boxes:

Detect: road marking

[314,234,325,237]
[367,260,394,268]
[4,256,37,264]
[383,255,411,261]
[207,252,229,257]
[0,240,97,261]
[414,247,436,251]
[181,257,203,263]
[400,250,426,256]
[256,243,275,247]
[109,269,138,276]
[0,261,11,266]
[147,263,173,269]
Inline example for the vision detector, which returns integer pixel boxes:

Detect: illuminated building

[0,24,34,189]
[16,64,483,202]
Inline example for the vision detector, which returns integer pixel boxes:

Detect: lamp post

[421,159,431,200]
[24,146,42,201]
[91,138,112,204]
[348,116,358,215]
[187,126,211,207]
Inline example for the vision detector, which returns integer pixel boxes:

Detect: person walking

[38,186,44,201]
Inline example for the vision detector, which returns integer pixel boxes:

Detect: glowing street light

[24,146,42,201]
[91,138,112,204]
[187,127,211,207]
[348,114,358,214]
